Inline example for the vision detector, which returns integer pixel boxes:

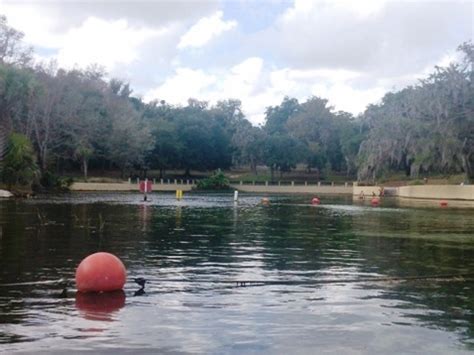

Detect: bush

[39,171,73,190]
[196,170,230,190]
[2,133,38,187]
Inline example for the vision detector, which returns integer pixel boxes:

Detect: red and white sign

[139,180,152,193]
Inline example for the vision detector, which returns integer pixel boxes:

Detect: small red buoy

[371,197,380,206]
[440,200,448,207]
[76,252,126,293]
[311,197,320,205]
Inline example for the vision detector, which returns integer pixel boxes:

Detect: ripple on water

[0,193,473,353]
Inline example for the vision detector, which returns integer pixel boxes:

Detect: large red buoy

[371,197,380,206]
[76,252,126,293]
[440,200,448,207]
[311,197,320,205]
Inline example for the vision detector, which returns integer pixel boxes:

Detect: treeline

[0,15,473,188]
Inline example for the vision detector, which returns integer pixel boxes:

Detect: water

[0,193,473,354]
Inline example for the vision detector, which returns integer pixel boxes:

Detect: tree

[263,133,307,182]
[2,132,38,187]
[357,42,474,182]
[0,15,33,66]
[264,96,299,135]
[232,120,265,174]
[0,63,36,132]
[105,88,152,178]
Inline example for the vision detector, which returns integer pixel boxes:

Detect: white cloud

[53,17,165,71]
[310,83,385,113]
[0,1,172,72]
[178,11,237,49]
[144,68,217,104]
[221,57,264,97]
[286,0,385,21]
[145,57,386,125]
[2,0,469,125]
[266,0,472,75]
[0,2,61,48]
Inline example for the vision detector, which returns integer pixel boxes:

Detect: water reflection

[0,193,473,353]
[75,291,126,322]
[138,203,151,232]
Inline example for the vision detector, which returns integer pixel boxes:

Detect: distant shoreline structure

[65,182,474,202]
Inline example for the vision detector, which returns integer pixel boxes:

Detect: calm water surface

[0,193,474,354]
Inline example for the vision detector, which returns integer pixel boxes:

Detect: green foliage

[0,14,471,184]
[196,170,230,190]
[357,41,474,182]
[39,171,73,190]
[265,96,299,135]
[2,133,38,186]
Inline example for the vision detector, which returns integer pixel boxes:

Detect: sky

[0,0,472,124]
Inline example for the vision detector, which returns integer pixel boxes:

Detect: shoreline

[66,182,474,202]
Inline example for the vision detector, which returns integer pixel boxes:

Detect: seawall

[396,185,474,200]
[69,182,474,201]
[70,182,194,192]
[229,184,352,194]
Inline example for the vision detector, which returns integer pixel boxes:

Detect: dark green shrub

[2,133,38,187]
[39,171,73,190]
[196,170,230,190]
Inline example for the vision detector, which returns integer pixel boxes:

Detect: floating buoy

[261,197,270,204]
[75,252,126,293]
[311,197,320,205]
[371,197,380,206]
[440,200,448,207]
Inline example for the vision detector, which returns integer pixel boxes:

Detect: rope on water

[145,273,474,287]
[2,273,474,288]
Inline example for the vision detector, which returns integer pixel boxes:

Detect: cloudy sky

[1,0,472,124]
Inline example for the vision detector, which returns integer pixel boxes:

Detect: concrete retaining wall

[230,184,352,194]
[353,186,383,197]
[69,182,474,201]
[397,185,474,200]
[70,182,194,192]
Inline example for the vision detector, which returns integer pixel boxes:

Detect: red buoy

[311,197,320,205]
[371,197,380,206]
[440,200,448,207]
[76,252,126,293]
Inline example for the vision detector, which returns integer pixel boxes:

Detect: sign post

[139,179,153,201]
